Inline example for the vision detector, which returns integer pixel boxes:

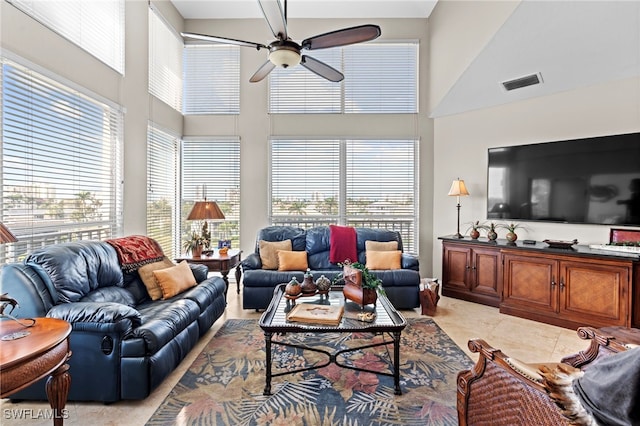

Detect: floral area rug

[146,318,473,426]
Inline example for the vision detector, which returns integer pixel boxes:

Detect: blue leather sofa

[0,239,226,402]
[241,226,420,310]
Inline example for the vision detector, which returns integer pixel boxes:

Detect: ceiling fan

[181,0,381,83]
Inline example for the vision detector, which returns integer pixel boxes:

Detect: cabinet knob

[559,279,565,290]
[551,279,556,287]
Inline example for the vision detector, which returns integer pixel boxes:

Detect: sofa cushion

[80,286,137,307]
[25,241,123,303]
[365,240,398,251]
[259,239,292,269]
[153,261,197,299]
[138,258,175,301]
[366,250,402,270]
[134,298,200,353]
[356,228,403,252]
[277,250,308,271]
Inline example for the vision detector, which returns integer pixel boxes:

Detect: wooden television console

[440,236,640,330]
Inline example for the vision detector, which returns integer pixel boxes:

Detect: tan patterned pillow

[365,240,398,252]
[259,239,292,270]
[138,257,175,300]
[152,260,197,299]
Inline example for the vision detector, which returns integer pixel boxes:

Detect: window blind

[147,124,179,257]
[1,56,124,263]
[7,0,125,74]
[182,138,241,247]
[149,6,183,111]
[183,45,240,114]
[269,42,418,114]
[270,138,419,253]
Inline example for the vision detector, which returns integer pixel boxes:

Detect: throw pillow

[366,250,401,270]
[152,260,197,299]
[365,240,398,252]
[137,257,175,300]
[277,250,309,271]
[259,239,292,270]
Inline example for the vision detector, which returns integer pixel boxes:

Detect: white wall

[428,1,640,279]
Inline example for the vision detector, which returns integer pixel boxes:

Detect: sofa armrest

[241,253,262,271]
[401,253,419,270]
[47,302,142,336]
[189,263,209,282]
[457,338,570,426]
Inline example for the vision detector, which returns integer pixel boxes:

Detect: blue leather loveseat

[241,226,420,310]
[0,238,227,402]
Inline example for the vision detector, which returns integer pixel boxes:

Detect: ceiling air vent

[501,73,543,91]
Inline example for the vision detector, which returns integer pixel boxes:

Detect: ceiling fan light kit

[181,0,381,82]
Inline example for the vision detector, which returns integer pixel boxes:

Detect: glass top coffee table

[259,284,407,396]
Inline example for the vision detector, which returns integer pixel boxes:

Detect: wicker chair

[456,327,640,426]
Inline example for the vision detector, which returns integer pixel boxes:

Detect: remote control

[522,239,536,245]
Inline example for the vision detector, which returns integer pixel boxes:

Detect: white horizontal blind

[182,138,241,247]
[269,49,342,113]
[270,138,419,253]
[149,6,183,111]
[269,42,418,114]
[7,0,125,74]
[183,45,240,114]
[345,139,418,252]
[147,124,179,257]
[344,43,418,113]
[1,56,124,263]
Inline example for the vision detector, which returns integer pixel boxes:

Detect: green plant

[497,222,525,233]
[333,261,386,295]
[465,220,489,233]
[183,232,209,253]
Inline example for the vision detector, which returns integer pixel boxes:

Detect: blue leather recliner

[241,226,421,310]
[0,239,227,402]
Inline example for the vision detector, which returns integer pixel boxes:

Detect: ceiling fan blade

[181,32,267,50]
[302,24,381,51]
[250,60,277,83]
[300,55,344,82]
[257,0,288,40]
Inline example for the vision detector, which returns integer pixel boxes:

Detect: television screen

[487,132,640,226]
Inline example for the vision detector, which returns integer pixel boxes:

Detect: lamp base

[454,233,464,239]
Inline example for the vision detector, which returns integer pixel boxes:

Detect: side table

[0,317,72,426]
[176,249,242,298]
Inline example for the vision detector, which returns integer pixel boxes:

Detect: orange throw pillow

[277,250,309,271]
[152,260,197,299]
[366,250,401,270]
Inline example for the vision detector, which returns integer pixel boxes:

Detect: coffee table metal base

[263,330,403,396]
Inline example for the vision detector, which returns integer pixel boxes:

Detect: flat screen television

[487,132,640,226]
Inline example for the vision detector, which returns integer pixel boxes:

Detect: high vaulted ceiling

[170,0,640,117]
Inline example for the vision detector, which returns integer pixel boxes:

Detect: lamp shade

[186,201,225,221]
[0,222,18,243]
[448,179,470,197]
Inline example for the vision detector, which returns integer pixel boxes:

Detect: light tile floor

[1,279,587,426]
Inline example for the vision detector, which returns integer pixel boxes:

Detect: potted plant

[497,223,526,243]
[486,222,499,241]
[183,232,209,258]
[333,260,385,308]
[466,221,489,239]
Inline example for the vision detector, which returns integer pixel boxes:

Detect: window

[269,42,418,114]
[147,124,179,258]
[182,138,241,249]
[149,6,182,111]
[7,0,125,74]
[183,45,240,114]
[1,55,124,263]
[270,138,419,253]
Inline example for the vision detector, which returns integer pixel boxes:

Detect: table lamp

[448,178,470,238]
[186,200,225,253]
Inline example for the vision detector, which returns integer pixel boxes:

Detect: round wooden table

[0,317,72,426]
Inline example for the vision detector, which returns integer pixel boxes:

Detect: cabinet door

[442,244,471,292]
[503,253,558,314]
[470,247,500,298]
[560,260,631,326]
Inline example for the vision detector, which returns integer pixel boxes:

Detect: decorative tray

[543,239,578,249]
[284,289,329,301]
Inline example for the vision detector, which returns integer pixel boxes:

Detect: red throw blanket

[105,235,165,273]
[329,225,358,264]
